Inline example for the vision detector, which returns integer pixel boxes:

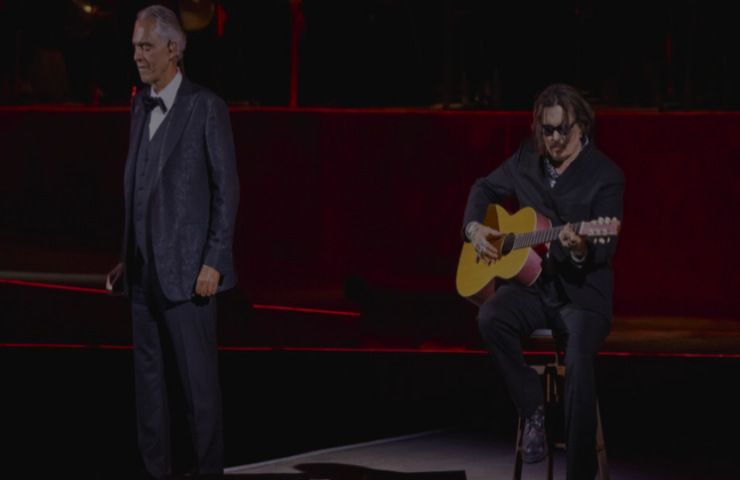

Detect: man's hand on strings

[469,222,504,264]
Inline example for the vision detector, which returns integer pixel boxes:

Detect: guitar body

[456,205,551,306]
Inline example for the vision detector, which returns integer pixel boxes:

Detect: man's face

[541,105,582,164]
[132,17,175,89]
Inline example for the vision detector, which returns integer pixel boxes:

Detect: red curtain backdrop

[2,108,739,319]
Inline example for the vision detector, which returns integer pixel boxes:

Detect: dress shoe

[522,405,547,463]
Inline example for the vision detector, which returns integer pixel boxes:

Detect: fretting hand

[558,223,587,257]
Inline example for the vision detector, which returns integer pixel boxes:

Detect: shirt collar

[150,70,182,112]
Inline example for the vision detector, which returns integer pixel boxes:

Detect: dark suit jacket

[462,139,625,319]
[121,77,240,302]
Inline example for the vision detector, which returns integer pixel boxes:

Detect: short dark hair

[531,84,594,156]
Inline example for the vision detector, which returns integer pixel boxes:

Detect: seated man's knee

[477,311,511,344]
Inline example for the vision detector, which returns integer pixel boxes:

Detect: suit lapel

[547,142,593,223]
[552,141,591,194]
[153,78,198,186]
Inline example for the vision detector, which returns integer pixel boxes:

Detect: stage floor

[224,428,735,480]
[3,339,739,478]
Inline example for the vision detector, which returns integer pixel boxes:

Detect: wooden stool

[513,329,609,480]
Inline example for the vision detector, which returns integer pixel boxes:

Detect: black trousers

[130,255,223,479]
[478,279,610,480]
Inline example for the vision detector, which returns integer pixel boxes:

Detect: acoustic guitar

[456,204,620,305]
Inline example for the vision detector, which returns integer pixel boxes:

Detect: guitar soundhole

[501,233,516,255]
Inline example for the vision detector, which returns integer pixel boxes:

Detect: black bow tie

[143,95,167,114]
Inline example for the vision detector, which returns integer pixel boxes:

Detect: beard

[547,144,568,163]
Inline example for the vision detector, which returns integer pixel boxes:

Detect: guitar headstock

[578,217,621,244]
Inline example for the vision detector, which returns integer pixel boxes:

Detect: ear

[167,41,178,61]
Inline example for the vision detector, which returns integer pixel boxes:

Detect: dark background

[2,0,740,110]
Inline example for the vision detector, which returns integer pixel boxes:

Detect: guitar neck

[511,223,579,250]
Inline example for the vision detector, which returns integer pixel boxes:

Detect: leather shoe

[522,405,547,463]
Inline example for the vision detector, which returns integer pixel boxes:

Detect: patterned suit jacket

[121,77,240,302]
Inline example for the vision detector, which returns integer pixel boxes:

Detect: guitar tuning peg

[598,238,606,244]
[598,217,604,224]
[606,238,611,243]
[604,217,611,224]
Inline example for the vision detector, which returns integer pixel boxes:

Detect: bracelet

[465,221,480,241]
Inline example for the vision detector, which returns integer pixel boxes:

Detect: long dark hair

[531,84,594,156]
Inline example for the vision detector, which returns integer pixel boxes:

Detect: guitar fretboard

[511,222,582,250]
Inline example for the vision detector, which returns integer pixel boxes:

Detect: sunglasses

[542,121,575,137]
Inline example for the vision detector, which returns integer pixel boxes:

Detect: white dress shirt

[148,70,183,139]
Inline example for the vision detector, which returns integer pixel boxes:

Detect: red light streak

[252,304,360,317]
[1,343,738,359]
[0,278,108,295]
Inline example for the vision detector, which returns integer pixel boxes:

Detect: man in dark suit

[462,84,624,480]
[106,5,239,479]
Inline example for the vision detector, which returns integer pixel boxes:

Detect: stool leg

[596,401,610,480]
[545,367,556,480]
[513,417,524,480]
